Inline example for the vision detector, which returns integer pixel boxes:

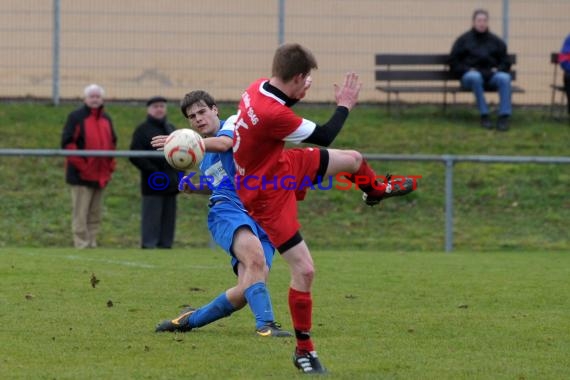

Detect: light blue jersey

[198,119,275,274]
[199,119,243,208]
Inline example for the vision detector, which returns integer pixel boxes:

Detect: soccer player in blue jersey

[153,90,291,337]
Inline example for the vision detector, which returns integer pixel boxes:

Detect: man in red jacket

[61,84,117,249]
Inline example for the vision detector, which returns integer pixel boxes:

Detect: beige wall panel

[1,0,568,104]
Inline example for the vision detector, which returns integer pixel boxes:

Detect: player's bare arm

[203,135,232,153]
[151,134,232,153]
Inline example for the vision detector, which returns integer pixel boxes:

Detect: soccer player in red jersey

[232,43,416,374]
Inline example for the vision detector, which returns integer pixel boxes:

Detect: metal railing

[364,153,570,251]
[1,149,569,252]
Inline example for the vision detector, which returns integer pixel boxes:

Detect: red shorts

[238,147,327,250]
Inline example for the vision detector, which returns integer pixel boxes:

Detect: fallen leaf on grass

[90,273,100,288]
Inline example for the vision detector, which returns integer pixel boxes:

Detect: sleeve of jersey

[277,108,316,144]
[218,114,237,139]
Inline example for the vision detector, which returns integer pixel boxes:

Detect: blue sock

[244,282,275,329]
[188,293,236,329]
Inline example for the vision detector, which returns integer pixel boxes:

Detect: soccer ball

[163,129,205,171]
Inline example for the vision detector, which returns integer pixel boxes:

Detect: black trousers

[141,195,177,248]
[564,73,570,115]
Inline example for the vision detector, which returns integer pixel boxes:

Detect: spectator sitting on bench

[560,33,570,115]
[449,9,512,131]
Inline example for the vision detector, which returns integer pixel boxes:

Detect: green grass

[1,248,569,379]
[1,104,568,378]
[0,102,569,251]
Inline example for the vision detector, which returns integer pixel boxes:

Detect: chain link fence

[1,0,568,104]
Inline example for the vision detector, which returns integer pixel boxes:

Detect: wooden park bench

[375,53,524,113]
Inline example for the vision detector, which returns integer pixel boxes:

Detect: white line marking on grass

[18,251,226,270]
[20,251,156,269]
[65,255,156,268]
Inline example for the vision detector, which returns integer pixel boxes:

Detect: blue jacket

[561,34,570,73]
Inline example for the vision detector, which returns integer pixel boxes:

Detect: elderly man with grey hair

[61,84,117,248]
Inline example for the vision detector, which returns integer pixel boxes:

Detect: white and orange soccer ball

[163,129,205,171]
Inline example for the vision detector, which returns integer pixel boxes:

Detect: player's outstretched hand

[334,72,362,111]
[151,135,168,150]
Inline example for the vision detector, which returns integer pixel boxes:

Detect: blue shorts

[207,200,275,275]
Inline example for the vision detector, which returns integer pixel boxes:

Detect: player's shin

[244,282,275,329]
[188,292,236,328]
[289,287,315,354]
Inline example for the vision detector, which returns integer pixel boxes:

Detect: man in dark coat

[130,96,179,249]
[449,9,513,131]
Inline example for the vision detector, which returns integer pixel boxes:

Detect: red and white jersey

[232,78,316,188]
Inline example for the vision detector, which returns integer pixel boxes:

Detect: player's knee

[237,248,265,273]
[344,150,362,171]
[297,263,315,284]
[249,253,266,273]
[234,252,265,276]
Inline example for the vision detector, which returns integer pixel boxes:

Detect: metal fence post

[278,0,285,45]
[52,0,61,106]
[502,0,509,45]
[444,156,454,252]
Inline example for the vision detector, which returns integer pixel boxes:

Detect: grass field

[1,103,569,378]
[0,103,569,251]
[1,247,569,379]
